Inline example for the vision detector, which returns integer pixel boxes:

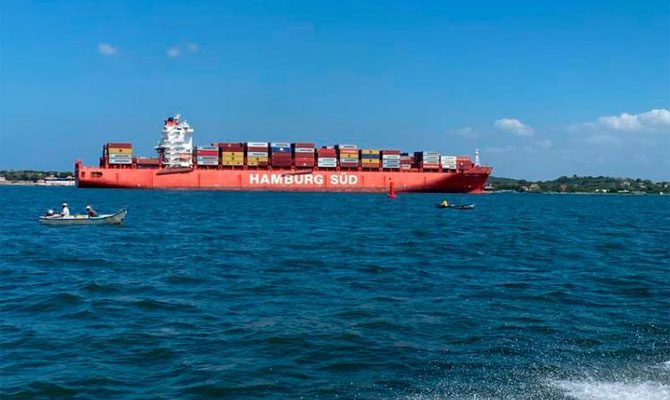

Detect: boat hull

[39,209,128,225]
[75,163,491,193]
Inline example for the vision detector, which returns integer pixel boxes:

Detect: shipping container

[292,142,315,148]
[107,143,132,148]
[108,147,133,155]
[335,144,358,150]
[246,142,268,148]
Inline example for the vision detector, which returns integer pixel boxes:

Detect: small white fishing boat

[39,208,128,226]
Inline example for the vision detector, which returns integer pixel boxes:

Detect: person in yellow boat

[440,200,449,207]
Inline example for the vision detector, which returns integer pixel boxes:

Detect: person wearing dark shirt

[86,205,98,217]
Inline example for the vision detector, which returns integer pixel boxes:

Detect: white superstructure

[157,114,194,168]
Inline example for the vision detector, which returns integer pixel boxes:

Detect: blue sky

[1,0,668,179]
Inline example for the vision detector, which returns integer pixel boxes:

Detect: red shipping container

[382,150,401,155]
[196,150,218,156]
[217,142,244,150]
[293,142,315,148]
[247,147,269,152]
[107,143,132,148]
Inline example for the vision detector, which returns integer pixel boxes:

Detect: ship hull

[76,163,491,193]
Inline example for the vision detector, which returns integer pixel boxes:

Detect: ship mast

[157,114,194,168]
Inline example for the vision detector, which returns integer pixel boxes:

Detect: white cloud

[586,134,622,145]
[186,42,200,53]
[534,139,553,150]
[484,145,516,154]
[574,109,670,133]
[454,127,478,139]
[167,43,200,58]
[494,118,534,136]
[97,43,118,56]
[166,46,181,58]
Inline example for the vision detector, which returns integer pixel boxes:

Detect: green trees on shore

[487,175,668,194]
[0,170,73,182]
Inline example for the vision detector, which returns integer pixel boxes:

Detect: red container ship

[75,115,492,193]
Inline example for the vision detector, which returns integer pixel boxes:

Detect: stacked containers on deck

[317,147,337,168]
[135,157,160,168]
[337,144,359,168]
[293,143,315,168]
[246,142,269,167]
[415,151,441,169]
[270,142,292,167]
[106,143,133,165]
[456,156,473,170]
[218,143,244,166]
[400,153,412,170]
[440,156,457,170]
[196,146,219,166]
[361,149,381,169]
[381,150,401,169]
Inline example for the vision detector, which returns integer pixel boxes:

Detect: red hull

[75,161,491,193]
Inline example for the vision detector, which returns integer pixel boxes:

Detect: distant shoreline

[0,180,75,187]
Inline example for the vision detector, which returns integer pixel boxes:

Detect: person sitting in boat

[60,203,70,217]
[86,205,98,218]
[440,200,449,207]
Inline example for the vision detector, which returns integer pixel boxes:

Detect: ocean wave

[550,380,670,400]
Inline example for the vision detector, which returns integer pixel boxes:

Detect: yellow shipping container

[222,151,244,157]
[361,149,380,155]
[339,154,359,159]
[108,147,133,155]
[362,159,380,164]
[222,159,244,166]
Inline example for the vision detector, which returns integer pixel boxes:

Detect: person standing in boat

[86,205,98,217]
[60,203,70,217]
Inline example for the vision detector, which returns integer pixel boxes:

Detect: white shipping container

[294,148,315,153]
[246,142,268,148]
[247,151,269,157]
[382,155,401,159]
[109,159,132,164]
[337,144,358,149]
[270,142,290,147]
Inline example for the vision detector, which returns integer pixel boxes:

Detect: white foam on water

[550,380,670,400]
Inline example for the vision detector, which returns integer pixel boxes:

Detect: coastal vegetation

[0,170,73,182]
[487,175,669,194]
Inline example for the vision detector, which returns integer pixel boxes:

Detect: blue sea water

[0,186,668,399]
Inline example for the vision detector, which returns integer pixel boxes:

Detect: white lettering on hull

[248,173,357,186]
